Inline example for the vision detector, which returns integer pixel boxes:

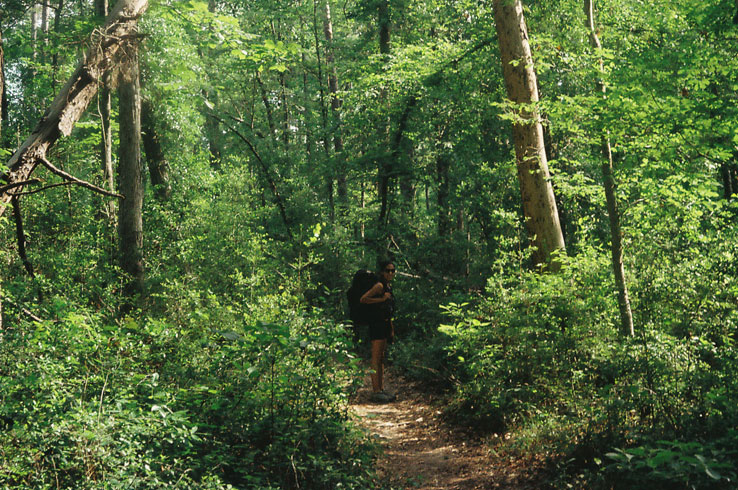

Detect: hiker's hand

[382,292,391,301]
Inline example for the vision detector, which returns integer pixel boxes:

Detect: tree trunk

[378,0,390,55]
[95,0,115,218]
[437,153,451,237]
[50,0,64,92]
[40,0,50,63]
[256,71,278,143]
[312,0,335,218]
[0,0,149,217]
[721,161,734,199]
[323,0,347,202]
[0,27,5,141]
[492,0,566,270]
[117,46,144,300]
[300,51,315,158]
[585,0,634,337]
[377,0,391,225]
[31,5,38,65]
[141,97,171,200]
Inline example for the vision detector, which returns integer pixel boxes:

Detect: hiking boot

[370,391,392,403]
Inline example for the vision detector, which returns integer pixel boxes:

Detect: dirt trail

[351,370,544,489]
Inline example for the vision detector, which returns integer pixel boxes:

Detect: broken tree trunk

[0,0,149,218]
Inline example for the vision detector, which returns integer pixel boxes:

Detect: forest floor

[350,367,548,489]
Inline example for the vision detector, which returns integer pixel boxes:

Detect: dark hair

[378,259,394,272]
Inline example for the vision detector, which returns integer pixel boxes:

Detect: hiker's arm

[360,283,390,304]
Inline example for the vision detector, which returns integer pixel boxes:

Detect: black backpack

[347,269,379,324]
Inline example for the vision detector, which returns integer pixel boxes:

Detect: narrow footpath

[350,370,545,489]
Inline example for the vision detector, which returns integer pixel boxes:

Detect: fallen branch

[0,0,148,217]
[0,179,42,194]
[40,158,123,199]
[20,307,44,323]
[13,181,76,196]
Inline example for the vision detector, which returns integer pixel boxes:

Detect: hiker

[359,260,396,403]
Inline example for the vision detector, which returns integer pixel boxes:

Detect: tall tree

[377,0,392,225]
[50,0,64,91]
[141,97,171,200]
[0,26,5,142]
[0,0,148,216]
[585,0,634,336]
[95,0,115,218]
[323,0,347,203]
[313,0,335,217]
[117,44,144,299]
[492,0,566,270]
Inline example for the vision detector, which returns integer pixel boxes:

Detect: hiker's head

[379,260,396,282]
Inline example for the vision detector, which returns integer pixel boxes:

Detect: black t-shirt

[379,281,394,320]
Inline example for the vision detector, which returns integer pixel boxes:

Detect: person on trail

[360,260,396,403]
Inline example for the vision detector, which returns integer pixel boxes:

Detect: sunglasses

[384,268,396,273]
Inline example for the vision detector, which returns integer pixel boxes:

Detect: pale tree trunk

[585,0,634,336]
[40,0,49,63]
[31,5,38,64]
[95,0,115,218]
[492,0,566,270]
[0,0,149,217]
[323,1,347,203]
[117,46,144,300]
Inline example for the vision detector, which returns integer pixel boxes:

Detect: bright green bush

[0,300,377,490]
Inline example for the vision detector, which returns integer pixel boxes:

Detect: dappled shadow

[351,370,546,489]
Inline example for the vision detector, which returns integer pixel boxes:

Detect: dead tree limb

[40,157,123,198]
[11,197,36,279]
[0,0,148,217]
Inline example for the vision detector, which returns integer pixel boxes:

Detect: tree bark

[141,97,171,200]
[492,0,566,270]
[0,27,5,141]
[0,0,149,217]
[585,0,634,337]
[95,0,115,218]
[256,71,278,143]
[117,45,144,299]
[312,0,335,218]
[41,0,50,64]
[50,0,64,92]
[31,5,38,65]
[378,0,390,55]
[721,161,734,199]
[377,0,391,226]
[323,1,347,202]
[437,152,451,236]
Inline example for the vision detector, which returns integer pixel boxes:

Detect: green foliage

[600,439,737,489]
[0,300,376,489]
[3,0,738,488]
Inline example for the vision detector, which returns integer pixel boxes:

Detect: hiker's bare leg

[371,339,386,392]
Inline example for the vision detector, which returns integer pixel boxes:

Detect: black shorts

[368,320,392,341]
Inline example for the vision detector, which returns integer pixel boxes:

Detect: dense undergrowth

[393,206,738,489]
[0,299,377,489]
[0,169,381,489]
